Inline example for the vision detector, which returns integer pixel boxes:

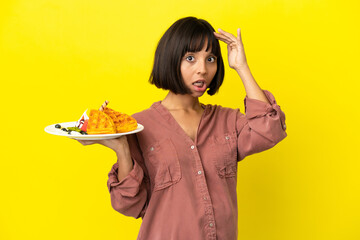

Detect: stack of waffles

[104,107,138,133]
[86,101,138,135]
[87,110,116,134]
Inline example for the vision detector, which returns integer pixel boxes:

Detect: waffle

[104,107,138,133]
[87,109,116,134]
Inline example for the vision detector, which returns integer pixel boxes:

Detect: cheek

[209,65,217,79]
[180,65,191,80]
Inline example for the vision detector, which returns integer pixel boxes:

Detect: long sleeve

[117,101,287,239]
[107,134,149,219]
[236,89,287,160]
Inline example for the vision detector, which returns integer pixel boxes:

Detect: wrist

[234,63,250,73]
[114,138,134,178]
[114,138,130,156]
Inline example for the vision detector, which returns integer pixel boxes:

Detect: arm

[77,136,134,182]
[214,28,270,104]
[214,28,286,160]
[77,135,149,219]
[107,134,149,219]
[113,137,135,181]
[236,90,287,160]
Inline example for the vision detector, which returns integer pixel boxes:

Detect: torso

[130,102,241,240]
[167,107,204,142]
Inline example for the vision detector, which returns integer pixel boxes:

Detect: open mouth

[192,81,205,87]
[191,80,207,93]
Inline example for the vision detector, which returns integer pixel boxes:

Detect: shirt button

[197,171,202,175]
[150,147,154,151]
[225,136,230,140]
[203,197,207,200]
[283,124,287,130]
[209,223,214,227]
[190,145,195,149]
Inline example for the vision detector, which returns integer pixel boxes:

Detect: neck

[161,91,202,111]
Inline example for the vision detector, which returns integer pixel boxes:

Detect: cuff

[107,160,144,197]
[244,90,286,130]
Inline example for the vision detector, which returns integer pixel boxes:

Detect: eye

[208,56,216,63]
[185,56,195,62]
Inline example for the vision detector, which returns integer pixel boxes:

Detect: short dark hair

[149,17,225,96]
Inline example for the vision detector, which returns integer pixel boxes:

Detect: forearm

[108,155,148,219]
[114,138,134,182]
[235,65,270,104]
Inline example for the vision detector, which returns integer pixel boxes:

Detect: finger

[214,31,236,44]
[215,28,233,39]
[76,139,97,146]
[218,28,238,42]
[216,31,233,44]
[77,139,88,145]
[214,32,232,44]
[76,139,86,145]
[214,33,230,43]
[237,28,244,46]
[215,32,239,48]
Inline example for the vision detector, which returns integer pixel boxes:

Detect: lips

[192,80,207,92]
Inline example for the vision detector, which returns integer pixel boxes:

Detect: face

[180,45,217,97]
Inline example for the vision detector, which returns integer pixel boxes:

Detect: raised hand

[214,28,248,71]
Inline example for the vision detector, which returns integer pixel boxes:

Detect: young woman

[79,17,287,240]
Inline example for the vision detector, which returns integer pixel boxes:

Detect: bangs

[181,22,221,57]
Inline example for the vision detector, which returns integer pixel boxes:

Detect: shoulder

[130,101,167,135]
[204,103,242,120]
[131,102,161,121]
[130,102,165,151]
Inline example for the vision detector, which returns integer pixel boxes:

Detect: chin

[192,91,206,98]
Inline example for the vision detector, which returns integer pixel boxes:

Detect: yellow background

[1,0,359,239]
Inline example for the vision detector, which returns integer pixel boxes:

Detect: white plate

[45,121,144,140]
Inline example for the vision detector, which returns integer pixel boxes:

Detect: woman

[79,17,287,240]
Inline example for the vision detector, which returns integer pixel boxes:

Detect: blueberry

[55,124,61,129]
[61,128,67,132]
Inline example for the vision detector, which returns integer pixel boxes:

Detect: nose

[197,59,207,75]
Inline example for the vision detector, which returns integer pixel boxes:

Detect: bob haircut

[149,17,225,96]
